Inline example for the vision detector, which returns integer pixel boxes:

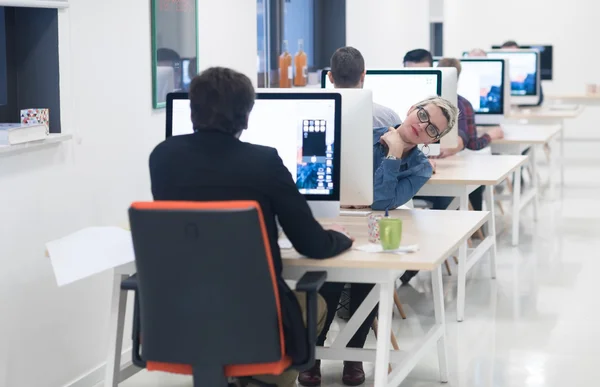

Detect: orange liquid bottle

[278,40,292,88]
[294,39,308,87]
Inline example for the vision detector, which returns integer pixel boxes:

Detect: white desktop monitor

[257,88,374,207]
[321,69,455,155]
[486,50,541,106]
[493,44,553,80]
[434,58,509,125]
[437,67,458,148]
[165,92,342,218]
[181,59,192,89]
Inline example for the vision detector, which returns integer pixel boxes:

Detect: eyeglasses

[416,106,442,140]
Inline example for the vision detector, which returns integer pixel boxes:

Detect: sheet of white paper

[46,227,135,286]
[354,243,419,254]
[278,238,293,249]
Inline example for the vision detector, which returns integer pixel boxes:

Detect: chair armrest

[120,274,138,291]
[294,271,327,371]
[295,271,327,293]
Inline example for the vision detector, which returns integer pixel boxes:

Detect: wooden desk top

[506,106,583,119]
[547,93,600,101]
[282,209,489,271]
[479,124,562,145]
[426,154,527,186]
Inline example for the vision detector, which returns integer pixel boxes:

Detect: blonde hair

[414,96,459,138]
[437,58,462,78]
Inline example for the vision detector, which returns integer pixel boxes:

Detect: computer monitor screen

[434,59,505,115]
[181,59,192,90]
[165,92,341,200]
[321,70,440,122]
[487,50,539,97]
[493,45,553,80]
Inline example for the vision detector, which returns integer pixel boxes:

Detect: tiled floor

[119,142,600,386]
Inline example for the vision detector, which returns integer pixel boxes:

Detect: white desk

[416,154,527,321]
[506,107,583,190]
[102,210,489,387]
[282,210,489,387]
[490,124,562,206]
[506,106,584,121]
[546,93,600,105]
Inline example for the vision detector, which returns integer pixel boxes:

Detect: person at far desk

[404,53,503,212]
[327,46,438,198]
[298,94,459,387]
[149,67,354,387]
[422,58,505,213]
[327,46,401,128]
[403,48,434,68]
[467,48,487,57]
[435,58,504,158]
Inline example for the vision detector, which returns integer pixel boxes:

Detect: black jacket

[149,130,352,274]
[149,130,352,364]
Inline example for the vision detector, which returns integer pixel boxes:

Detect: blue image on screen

[480,85,502,113]
[297,162,327,190]
[511,73,536,96]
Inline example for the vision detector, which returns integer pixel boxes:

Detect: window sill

[0,133,72,156]
[0,1,69,8]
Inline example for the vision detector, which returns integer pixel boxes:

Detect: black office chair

[123,200,326,387]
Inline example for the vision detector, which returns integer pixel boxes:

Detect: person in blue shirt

[372,96,459,210]
[299,95,458,387]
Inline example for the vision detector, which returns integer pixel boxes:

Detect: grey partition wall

[0,6,60,132]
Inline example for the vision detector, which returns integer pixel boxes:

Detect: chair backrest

[128,201,285,370]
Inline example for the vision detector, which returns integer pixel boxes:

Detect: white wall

[444,0,600,143]
[430,0,443,22]
[0,1,256,386]
[444,0,600,94]
[346,0,430,68]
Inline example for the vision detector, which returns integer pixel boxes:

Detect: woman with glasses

[299,95,458,387]
[371,96,459,211]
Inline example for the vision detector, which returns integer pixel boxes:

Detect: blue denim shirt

[372,127,433,210]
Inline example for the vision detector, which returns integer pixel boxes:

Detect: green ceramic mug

[378,217,402,251]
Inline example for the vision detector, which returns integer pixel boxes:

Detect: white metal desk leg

[549,138,556,201]
[530,146,539,221]
[432,266,449,383]
[512,166,522,246]
[484,186,498,279]
[373,280,395,387]
[560,121,565,193]
[104,273,129,387]
[457,190,468,322]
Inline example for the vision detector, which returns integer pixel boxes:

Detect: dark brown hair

[189,67,255,134]
[330,46,365,88]
[437,58,462,77]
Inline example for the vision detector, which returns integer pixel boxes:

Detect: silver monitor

[322,68,457,155]
[434,58,510,125]
[256,88,374,208]
[487,49,541,106]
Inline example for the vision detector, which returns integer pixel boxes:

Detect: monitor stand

[308,201,340,219]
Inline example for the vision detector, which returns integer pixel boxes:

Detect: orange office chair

[123,201,326,387]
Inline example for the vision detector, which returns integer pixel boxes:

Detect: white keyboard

[340,210,372,216]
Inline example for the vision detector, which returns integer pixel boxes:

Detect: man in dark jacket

[149,67,354,386]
